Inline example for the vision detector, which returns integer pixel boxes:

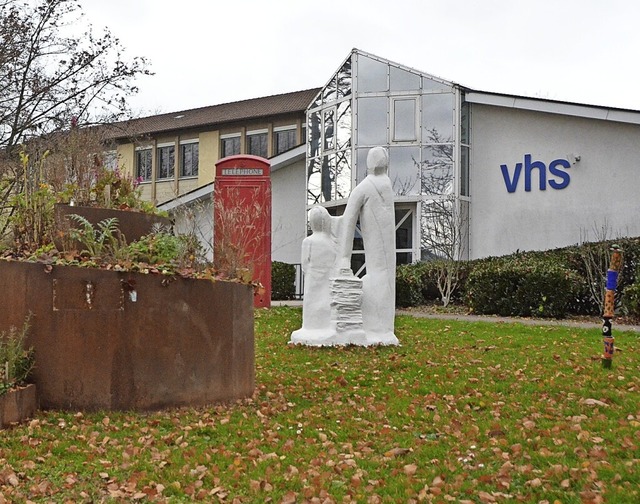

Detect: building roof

[342,49,640,125]
[106,88,321,140]
[465,90,640,125]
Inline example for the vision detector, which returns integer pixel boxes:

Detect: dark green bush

[394,237,640,316]
[416,260,472,305]
[396,260,472,308]
[396,263,425,308]
[621,259,640,318]
[622,282,640,317]
[561,237,640,315]
[465,257,581,318]
[271,261,296,300]
[413,261,441,303]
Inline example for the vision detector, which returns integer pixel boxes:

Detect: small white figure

[290,206,337,345]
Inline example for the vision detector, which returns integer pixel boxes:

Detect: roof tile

[106,88,321,139]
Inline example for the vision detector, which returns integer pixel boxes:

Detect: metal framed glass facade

[307,49,470,264]
[307,56,352,205]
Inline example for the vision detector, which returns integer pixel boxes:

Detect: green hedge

[271,261,296,300]
[622,282,640,317]
[395,260,471,308]
[396,263,426,308]
[465,257,582,318]
[622,259,640,317]
[394,237,640,317]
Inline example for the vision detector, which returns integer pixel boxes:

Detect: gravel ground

[396,304,640,332]
[271,300,640,332]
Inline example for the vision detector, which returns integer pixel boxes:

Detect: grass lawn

[1,307,639,503]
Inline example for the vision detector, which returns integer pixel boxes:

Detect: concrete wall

[172,196,214,261]
[271,158,307,264]
[116,143,135,177]
[0,261,254,411]
[178,177,200,196]
[198,130,219,186]
[470,105,640,258]
[54,204,171,249]
[155,180,176,204]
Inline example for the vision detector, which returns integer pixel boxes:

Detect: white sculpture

[336,146,398,345]
[289,206,337,345]
[290,146,398,346]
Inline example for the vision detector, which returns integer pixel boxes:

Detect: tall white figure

[290,206,336,345]
[337,146,398,345]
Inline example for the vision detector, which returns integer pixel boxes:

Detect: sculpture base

[333,326,367,346]
[365,331,399,346]
[290,269,399,347]
[290,328,335,347]
[289,327,398,347]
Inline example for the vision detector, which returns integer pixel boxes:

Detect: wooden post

[602,245,622,369]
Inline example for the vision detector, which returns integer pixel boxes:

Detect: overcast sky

[81,0,640,117]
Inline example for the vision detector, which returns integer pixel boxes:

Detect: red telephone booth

[214,155,271,308]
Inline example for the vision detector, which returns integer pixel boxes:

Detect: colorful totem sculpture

[602,245,623,369]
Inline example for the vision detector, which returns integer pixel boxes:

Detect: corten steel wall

[54,204,171,248]
[0,261,254,411]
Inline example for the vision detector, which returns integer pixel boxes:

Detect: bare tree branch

[0,0,151,153]
[0,0,152,241]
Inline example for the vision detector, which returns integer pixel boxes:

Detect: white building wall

[171,196,214,261]
[470,105,640,258]
[271,158,307,264]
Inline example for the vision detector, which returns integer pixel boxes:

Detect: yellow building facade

[107,89,317,205]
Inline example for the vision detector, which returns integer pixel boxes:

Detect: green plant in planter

[126,231,182,264]
[0,316,35,396]
[124,228,206,271]
[89,167,164,215]
[67,214,127,259]
[8,151,58,253]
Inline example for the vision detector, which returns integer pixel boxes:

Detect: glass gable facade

[307,57,352,204]
[307,49,470,263]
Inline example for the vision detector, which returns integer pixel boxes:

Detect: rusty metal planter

[54,204,171,250]
[0,383,38,428]
[0,261,254,411]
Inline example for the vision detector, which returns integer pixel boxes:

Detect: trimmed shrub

[396,263,425,308]
[622,281,640,317]
[562,237,640,315]
[465,257,581,318]
[271,261,296,300]
[417,260,471,305]
[394,236,640,316]
[395,260,472,308]
[621,260,640,318]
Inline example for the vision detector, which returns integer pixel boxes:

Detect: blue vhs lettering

[524,154,546,192]
[548,159,571,189]
[500,162,522,193]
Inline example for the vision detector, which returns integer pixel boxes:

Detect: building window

[395,207,414,265]
[274,127,297,155]
[392,98,417,142]
[422,93,454,143]
[246,130,268,158]
[221,134,240,157]
[157,144,175,179]
[180,141,199,178]
[135,148,152,181]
